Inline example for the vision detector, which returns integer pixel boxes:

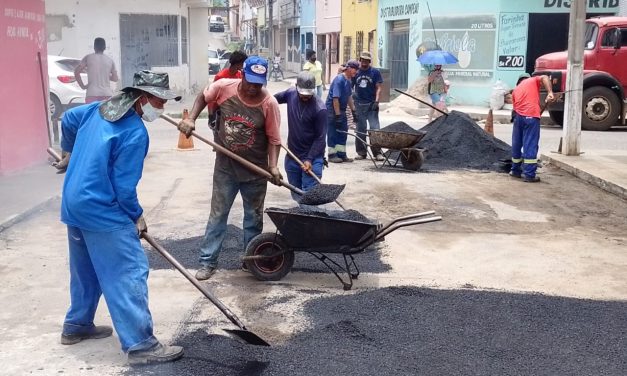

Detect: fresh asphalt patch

[143,224,389,274]
[125,286,627,376]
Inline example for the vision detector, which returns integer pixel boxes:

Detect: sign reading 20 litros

[498,55,525,68]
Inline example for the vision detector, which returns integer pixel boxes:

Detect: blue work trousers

[511,115,540,178]
[63,225,158,353]
[354,101,381,157]
[326,114,348,158]
[316,85,323,98]
[199,168,267,268]
[284,157,324,201]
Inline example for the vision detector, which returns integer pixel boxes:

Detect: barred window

[343,36,352,63]
[356,31,364,58]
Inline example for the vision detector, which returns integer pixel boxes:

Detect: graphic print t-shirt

[203,79,281,182]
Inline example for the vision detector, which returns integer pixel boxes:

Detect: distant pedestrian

[326,59,360,163]
[302,50,325,97]
[58,71,183,365]
[275,71,327,200]
[427,64,446,123]
[352,51,384,161]
[74,37,118,103]
[510,74,555,182]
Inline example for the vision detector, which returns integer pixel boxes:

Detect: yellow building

[340,0,379,65]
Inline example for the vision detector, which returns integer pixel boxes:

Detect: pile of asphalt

[379,121,423,134]
[144,224,388,274]
[298,184,345,206]
[275,206,373,223]
[125,286,627,375]
[417,110,511,171]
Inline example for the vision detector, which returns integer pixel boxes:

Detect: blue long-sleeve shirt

[274,87,327,162]
[60,102,149,231]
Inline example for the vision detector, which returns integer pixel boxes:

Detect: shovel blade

[298,183,345,206]
[223,329,271,347]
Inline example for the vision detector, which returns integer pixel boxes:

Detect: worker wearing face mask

[56,71,185,366]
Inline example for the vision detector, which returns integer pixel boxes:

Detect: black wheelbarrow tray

[241,208,442,290]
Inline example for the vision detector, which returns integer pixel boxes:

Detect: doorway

[387,19,409,90]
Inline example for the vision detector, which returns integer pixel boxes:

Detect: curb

[541,153,627,200]
[0,195,61,234]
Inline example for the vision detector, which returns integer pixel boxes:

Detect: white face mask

[141,100,163,122]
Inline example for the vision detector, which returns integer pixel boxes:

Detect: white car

[208,48,230,74]
[48,55,86,118]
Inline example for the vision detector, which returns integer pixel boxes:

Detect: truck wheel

[244,233,294,281]
[582,86,620,131]
[548,111,564,126]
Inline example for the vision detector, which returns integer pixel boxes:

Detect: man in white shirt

[74,37,119,103]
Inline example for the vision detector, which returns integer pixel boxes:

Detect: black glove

[370,101,379,111]
[351,110,359,124]
[334,115,343,129]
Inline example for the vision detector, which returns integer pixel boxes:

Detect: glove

[177,109,195,137]
[351,110,359,124]
[334,115,343,129]
[269,166,283,186]
[136,215,147,236]
[370,101,379,111]
[52,151,71,174]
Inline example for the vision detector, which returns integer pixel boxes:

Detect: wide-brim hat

[100,70,181,122]
[359,51,372,61]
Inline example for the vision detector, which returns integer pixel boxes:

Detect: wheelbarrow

[241,208,441,290]
[341,129,427,171]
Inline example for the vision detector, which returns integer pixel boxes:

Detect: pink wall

[0,0,48,174]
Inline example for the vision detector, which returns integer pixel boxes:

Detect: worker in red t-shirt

[510,74,555,183]
[209,51,248,133]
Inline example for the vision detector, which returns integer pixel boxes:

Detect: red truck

[534,16,627,131]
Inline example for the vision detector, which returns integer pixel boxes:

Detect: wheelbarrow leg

[307,252,355,290]
[344,254,360,280]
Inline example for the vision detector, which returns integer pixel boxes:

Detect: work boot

[342,157,354,163]
[128,342,184,366]
[374,154,385,161]
[328,156,343,163]
[522,175,541,183]
[61,325,113,345]
[354,154,366,160]
[509,171,522,178]
[195,266,216,280]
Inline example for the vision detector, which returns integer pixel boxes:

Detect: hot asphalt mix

[126,286,627,375]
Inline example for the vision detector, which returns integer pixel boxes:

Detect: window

[181,16,188,64]
[356,31,364,58]
[601,28,627,48]
[343,36,352,63]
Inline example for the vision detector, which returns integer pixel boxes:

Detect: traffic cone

[484,109,494,136]
[177,109,194,150]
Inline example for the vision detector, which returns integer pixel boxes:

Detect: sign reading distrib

[380,3,420,18]
[543,0,619,8]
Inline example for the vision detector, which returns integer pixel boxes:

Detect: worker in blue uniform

[57,71,184,366]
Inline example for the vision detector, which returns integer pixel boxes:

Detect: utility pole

[562,0,586,155]
[268,0,274,56]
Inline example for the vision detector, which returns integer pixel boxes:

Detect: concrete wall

[0,0,49,173]
[189,7,211,91]
[316,0,341,34]
[341,0,378,63]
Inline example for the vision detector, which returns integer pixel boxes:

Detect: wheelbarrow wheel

[400,148,424,171]
[245,233,294,281]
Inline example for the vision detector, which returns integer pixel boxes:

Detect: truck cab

[534,17,627,131]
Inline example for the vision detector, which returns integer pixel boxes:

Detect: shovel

[141,233,270,346]
[160,113,343,206]
[394,88,448,116]
[280,144,347,210]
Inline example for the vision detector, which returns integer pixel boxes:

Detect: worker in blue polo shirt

[275,71,327,200]
[326,59,360,163]
[352,51,384,161]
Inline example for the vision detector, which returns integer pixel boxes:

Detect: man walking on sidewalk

[58,71,184,365]
[510,74,555,182]
[326,60,359,163]
[352,51,384,161]
[74,37,118,103]
[178,56,282,280]
[275,71,327,200]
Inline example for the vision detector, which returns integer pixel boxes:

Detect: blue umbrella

[417,50,458,65]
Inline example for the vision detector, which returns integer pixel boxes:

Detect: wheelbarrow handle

[394,88,448,116]
[378,211,436,233]
[375,216,442,241]
[160,114,304,196]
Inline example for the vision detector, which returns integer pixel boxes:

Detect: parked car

[209,15,225,33]
[208,48,230,74]
[48,55,86,118]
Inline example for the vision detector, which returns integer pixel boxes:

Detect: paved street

[1,81,627,375]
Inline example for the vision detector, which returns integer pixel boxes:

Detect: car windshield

[208,50,218,58]
[584,23,599,50]
[55,59,80,72]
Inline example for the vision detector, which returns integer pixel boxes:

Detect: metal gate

[387,19,409,90]
[119,14,178,87]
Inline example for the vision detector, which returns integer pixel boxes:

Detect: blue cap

[242,56,268,85]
